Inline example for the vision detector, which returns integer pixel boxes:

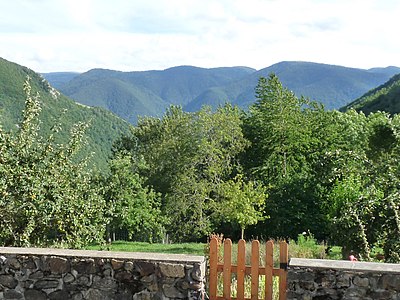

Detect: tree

[243,74,328,239]
[0,77,106,248]
[116,104,249,241]
[319,110,400,262]
[327,174,382,260]
[216,174,267,239]
[367,112,400,262]
[103,152,165,242]
[243,74,312,181]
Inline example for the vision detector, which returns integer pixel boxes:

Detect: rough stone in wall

[287,258,400,300]
[0,247,206,300]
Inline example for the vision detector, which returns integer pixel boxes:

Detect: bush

[289,232,327,259]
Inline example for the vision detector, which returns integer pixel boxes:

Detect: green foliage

[0,78,106,248]
[115,104,252,241]
[240,74,400,263]
[318,110,400,262]
[163,105,250,241]
[5,59,400,262]
[327,175,382,260]
[243,74,328,239]
[244,74,313,181]
[379,193,400,263]
[216,174,267,239]
[103,153,165,242]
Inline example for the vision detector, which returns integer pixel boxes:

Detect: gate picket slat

[279,241,288,300]
[265,240,274,300]
[250,240,259,300]
[209,238,218,300]
[223,239,232,300]
[237,239,246,300]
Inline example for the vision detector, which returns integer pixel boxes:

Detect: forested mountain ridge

[341,73,400,115]
[50,66,255,123]
[0,57,132,172]
[44,62,400,123]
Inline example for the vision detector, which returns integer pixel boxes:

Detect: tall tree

[0,78,106,248]
[117,105,250,241]
[243,74,327,239]
[244,74,312,181]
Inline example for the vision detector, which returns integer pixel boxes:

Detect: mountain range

[43,61,400,123]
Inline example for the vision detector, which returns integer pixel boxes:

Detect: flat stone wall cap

[0,247,205,264]
[289,258,400,273]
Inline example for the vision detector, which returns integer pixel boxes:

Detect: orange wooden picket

[208,237,288,300]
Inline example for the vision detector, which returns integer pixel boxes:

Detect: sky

[0,0,399,73]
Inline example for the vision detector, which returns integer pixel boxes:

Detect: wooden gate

[208,238,288,300]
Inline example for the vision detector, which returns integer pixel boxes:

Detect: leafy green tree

[317,110,400,262]
[366,112,400,262]
[244,74,313,181]
[116,104,249,241]
[216,174,267,239]
[243,74,328,239]
[104,152,165,242]
[0,77,106,248]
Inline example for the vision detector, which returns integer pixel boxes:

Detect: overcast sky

[1,0,399,72]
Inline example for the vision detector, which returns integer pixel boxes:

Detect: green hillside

[58,74,168,124]
[341,74,400,114]
[0,57,132,172]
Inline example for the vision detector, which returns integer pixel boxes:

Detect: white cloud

[0,0,399,72]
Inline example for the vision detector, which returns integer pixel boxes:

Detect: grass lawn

[85,241,206,256]
[85,238,354,262]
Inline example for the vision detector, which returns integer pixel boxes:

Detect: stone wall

[288,258,400,300]
[0,247,206,300]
